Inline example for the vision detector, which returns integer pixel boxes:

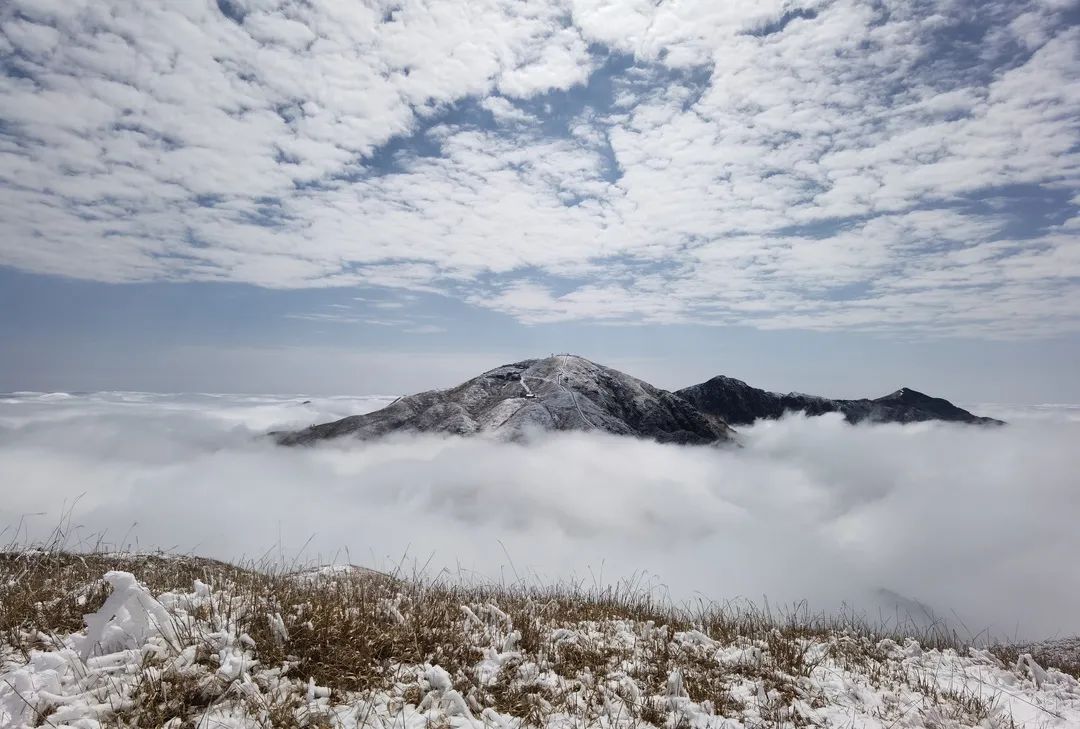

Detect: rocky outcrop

[276,355,735,445]
[676,376,1003,426]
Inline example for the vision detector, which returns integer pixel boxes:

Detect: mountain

[276,355,734,445]
[275,357,1003,446]
[676,375,1003,426]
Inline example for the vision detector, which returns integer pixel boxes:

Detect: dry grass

[0,551,246,658]
[990,640,1080,681]
[1,545,1074,728]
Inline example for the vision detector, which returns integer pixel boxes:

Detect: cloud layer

[1,0,1078,336]
[2,392,1079,641]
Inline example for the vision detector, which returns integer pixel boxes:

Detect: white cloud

[480,96,536,125]
[2,392,1079,640]
[0,0,1077,336]
[497,27,595,97]
[1,18,61,54]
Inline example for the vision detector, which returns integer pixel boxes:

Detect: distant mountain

[676,375,1003,426]
[276,355,734,445]
[275,357,1003,446]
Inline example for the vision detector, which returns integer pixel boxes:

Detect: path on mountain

[557,354,596,430]
[519,354,596,430]
[518,374,534,398]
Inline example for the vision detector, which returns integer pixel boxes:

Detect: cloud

[286,295,432,328]
[481,96,537,126]
[0,0,1078,336]
[496,25,596,98]
[2,392,1079,640]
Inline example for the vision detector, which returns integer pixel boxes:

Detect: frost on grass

[1,552,1079,729]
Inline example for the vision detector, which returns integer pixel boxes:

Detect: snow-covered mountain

[276,355,734,445]
[677,375,1004,426]
[275,356,1004,446]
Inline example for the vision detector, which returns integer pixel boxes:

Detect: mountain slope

[6,552,1078,729]
[276,355,734,445]
[676,376,1003,426]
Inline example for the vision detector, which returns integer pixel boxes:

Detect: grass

[1,545,1075,728]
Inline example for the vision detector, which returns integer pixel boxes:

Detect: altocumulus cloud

[1,0,1079,337]
[1,393,1079,640]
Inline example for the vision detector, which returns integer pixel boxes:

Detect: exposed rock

[276,355,735,445]
[676,376,1004,426]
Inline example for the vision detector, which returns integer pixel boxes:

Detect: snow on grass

[1,552,1078,728]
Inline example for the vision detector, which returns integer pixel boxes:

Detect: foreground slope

[2,551,1078,729]
[277,354,733,445]
[678,375,1004,426]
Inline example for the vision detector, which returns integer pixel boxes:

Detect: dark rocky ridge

[277,355,735,445]
[676,375,1003,426]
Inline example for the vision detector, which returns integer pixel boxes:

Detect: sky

[1,0,1079,400]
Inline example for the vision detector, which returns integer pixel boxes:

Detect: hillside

[277,355,734,446]
[1,550,1078,728]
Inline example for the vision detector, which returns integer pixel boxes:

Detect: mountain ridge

[676,375,1004,426]
[274,355,1003,445]
[276,355,734,445]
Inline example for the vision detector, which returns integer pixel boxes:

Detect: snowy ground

[1,555,1078,729]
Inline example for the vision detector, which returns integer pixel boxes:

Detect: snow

[291,564,387,582]
[77,570,177,660]
[3,571,1079,728]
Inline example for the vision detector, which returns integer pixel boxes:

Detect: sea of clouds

[1,391,1078,641]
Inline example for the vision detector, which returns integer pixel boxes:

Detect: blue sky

[1,0,1078,400]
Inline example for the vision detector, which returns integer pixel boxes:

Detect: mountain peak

[276,355,734,446]
[880,386,926,400]
[677,378,1003,426]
